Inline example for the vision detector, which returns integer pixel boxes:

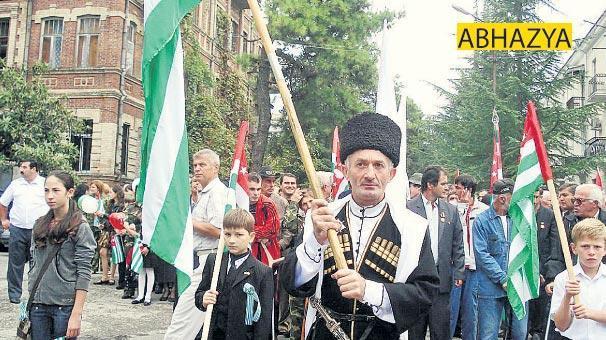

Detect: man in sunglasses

[549,184,606,271]
[573,184,605,222]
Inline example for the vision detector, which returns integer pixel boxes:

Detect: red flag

[489,109,504,193]
[524,102,553,181]
[596,167,603,189]
[226,121,250,210]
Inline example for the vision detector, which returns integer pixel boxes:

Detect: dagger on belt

[309,297,351,340]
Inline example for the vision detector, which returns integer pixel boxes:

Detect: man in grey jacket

[407,165,465,340]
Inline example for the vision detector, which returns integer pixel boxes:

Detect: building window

[241,31,248,54]
[0,18,9,60]
[231,20,239,52]
[41,18,63,68]
[77,16,100,68]
[72,119,93,172]
[126,22,136,75]
[120,123,130,174]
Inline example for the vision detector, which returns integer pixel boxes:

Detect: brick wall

[0,0,259,184]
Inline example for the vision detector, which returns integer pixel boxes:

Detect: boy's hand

[565,279,581,297]
[545,282,554,295]
[203,290,218,308]
[572,303,591,319]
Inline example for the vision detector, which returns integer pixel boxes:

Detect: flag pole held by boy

[201,121,250,340]
[507,101,579,319]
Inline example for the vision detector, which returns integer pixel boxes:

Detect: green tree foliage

[405,97,435,175]
[264,0,395,171]
[264,118,329,184]
[182,15,253,178]
[427,0,602,186]
[0,63,81,171]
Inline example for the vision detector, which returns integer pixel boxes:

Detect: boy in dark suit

[195,208,274,340]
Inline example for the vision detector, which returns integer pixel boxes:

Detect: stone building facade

[0,0,259,183]
[558,10,606,185]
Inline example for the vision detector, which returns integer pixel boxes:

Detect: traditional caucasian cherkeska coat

[281,194,439,339]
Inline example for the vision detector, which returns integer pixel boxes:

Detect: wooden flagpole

[545,179,580,305]
[246,0,347,270]
[200,233,225,340]
[201,122,249,340]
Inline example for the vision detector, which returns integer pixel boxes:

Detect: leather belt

[328,309,376,323]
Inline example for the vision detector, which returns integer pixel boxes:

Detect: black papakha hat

[340,113,401,167]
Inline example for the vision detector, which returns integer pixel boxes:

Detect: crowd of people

[1,112,606,340]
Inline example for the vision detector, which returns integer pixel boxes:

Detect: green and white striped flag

[137,0,200,294]
[131,237,143,274]
[507,101,552,319]
[111,235,125,264]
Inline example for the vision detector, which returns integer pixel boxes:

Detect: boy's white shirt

[550,263,606,340]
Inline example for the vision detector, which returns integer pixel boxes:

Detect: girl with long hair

[94,184,125,285]
[106,184,126,287]
[29,171,96,339]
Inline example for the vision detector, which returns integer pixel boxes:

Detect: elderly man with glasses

[550,184,606,271]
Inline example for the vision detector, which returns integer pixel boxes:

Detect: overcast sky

[371,0,606,116]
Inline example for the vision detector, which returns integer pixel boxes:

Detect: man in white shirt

[164,149,227,340]
[450,174,489,339]
[0,160,48,304]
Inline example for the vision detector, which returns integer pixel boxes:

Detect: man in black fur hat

[280,113,439,339]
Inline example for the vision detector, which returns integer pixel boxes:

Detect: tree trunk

[252,49,271,170]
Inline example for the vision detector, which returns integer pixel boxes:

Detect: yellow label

[456,23,572,50]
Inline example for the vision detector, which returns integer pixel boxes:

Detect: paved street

[0,251,173,339]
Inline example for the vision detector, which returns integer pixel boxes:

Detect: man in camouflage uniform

[277,174,303,335]
[285,190,313,340]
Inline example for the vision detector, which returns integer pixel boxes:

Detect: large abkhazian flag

[490,108,504,193]
[331,127,349,200]
[507,101,552,319]
[226,122,250,212]
[137,0,200,294]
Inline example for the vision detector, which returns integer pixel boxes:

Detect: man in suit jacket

[529,189,557,339]
[407,166,465,340]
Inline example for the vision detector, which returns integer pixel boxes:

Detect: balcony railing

[566,96,584,109]
[585,136,606,156]
[587,74,606,103]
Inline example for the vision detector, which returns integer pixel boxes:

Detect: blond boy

[551,218,606,339]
